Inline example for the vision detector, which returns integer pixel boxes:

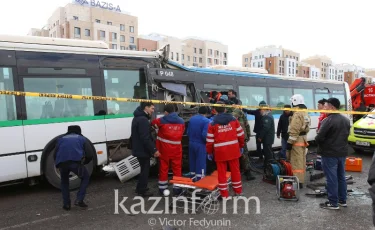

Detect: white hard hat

[290,94,305,106]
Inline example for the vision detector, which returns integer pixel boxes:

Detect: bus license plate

[356,141,370,147]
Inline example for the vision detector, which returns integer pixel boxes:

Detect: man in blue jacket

[55,125,92,211]
[187,106,211,181]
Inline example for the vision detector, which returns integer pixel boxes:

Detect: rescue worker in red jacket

[206,101,245,198]
[151,104,185,195]
[208,91,222,116]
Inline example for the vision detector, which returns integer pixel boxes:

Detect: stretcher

[169,170,231,214]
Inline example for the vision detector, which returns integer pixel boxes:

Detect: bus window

[315,94,330,109]
[203,84,233,91]
[293,89,314,111]
[239,86,267,108]
[269,87,293,114]
[332,94,346,111]
[104,70,147,115]
[23,78,94,119]
[0,67,16,121]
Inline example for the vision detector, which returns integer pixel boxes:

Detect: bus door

[0,50,28,183]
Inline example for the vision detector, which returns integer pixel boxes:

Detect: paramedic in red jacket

[151,104,185,195]
[206,101,245,198]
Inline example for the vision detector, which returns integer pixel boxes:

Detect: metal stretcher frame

[168,171,232,213]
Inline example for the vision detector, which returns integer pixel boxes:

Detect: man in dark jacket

[315,98,350,210]
[55,125,93,210]
[257,104,275,168]
[367,154,375,226]
[131,102,160,197]
[228,90,242,106]
[243,101,267,159]
[277,105,292,159]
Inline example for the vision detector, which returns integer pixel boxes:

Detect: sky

[0,0,373,68]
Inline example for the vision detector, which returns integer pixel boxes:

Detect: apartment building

[28,1,138,50]
[182,37,228,67]
[302,55,333,79]
[365,69,375,78]
[335,64,366,84]
[242,45,300,77]
[137,37,157,52]
[139,34,228,67]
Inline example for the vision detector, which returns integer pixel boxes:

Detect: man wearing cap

[315,98,350,210]
[55,125,93,211]
[287,94,311,188]
[243,101,268,160]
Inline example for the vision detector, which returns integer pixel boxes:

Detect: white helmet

[290,94,305,106]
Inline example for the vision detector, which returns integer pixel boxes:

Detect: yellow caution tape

[1,90,374,115]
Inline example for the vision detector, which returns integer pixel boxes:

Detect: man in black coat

[243,101,267,159]
[277,105,292,159]
[257,104,275,168]
[315,98,350,210]
[131,102,160,197]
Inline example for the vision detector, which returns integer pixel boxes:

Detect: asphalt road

[0,145,374,230]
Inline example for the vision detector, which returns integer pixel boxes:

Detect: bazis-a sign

[74,0,121,12]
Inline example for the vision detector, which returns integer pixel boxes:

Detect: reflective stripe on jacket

[151,112,185,158]
[206,113,245,161]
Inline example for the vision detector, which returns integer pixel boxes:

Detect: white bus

[0,35,352,189]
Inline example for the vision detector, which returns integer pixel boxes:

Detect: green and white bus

[0,35,168,189]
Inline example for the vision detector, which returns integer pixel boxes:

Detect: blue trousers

[189,142,207,181]
[59,161,90,206]
[280,138,288,159]
[322,157,347,206]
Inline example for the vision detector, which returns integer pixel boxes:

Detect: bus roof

[208,65,269,74]
[0,34,160,59]
[166,59,346,85]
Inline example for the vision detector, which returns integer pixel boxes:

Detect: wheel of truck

[44,147,94,190]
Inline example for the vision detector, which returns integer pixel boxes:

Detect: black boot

[74,200,88,208]
[245,170,255,181]
[63,204,71,211]
[299,183,303,189]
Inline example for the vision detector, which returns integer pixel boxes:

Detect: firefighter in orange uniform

[151,104,185,195]
[287,94,311,188]
[206,101,245,198]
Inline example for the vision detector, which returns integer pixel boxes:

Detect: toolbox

[345,157,362,172]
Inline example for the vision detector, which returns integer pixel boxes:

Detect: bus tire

[43,137,96,190]
[45,148,95,190]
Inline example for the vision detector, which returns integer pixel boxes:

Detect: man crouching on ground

[206,101,245,198]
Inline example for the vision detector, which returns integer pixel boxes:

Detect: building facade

[138,34,228,68]
[302,55,333,79]
[28,1,138,50]
[242,45,300,77]
[335,64,366,84]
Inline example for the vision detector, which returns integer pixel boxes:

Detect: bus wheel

[44,147,94,190]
